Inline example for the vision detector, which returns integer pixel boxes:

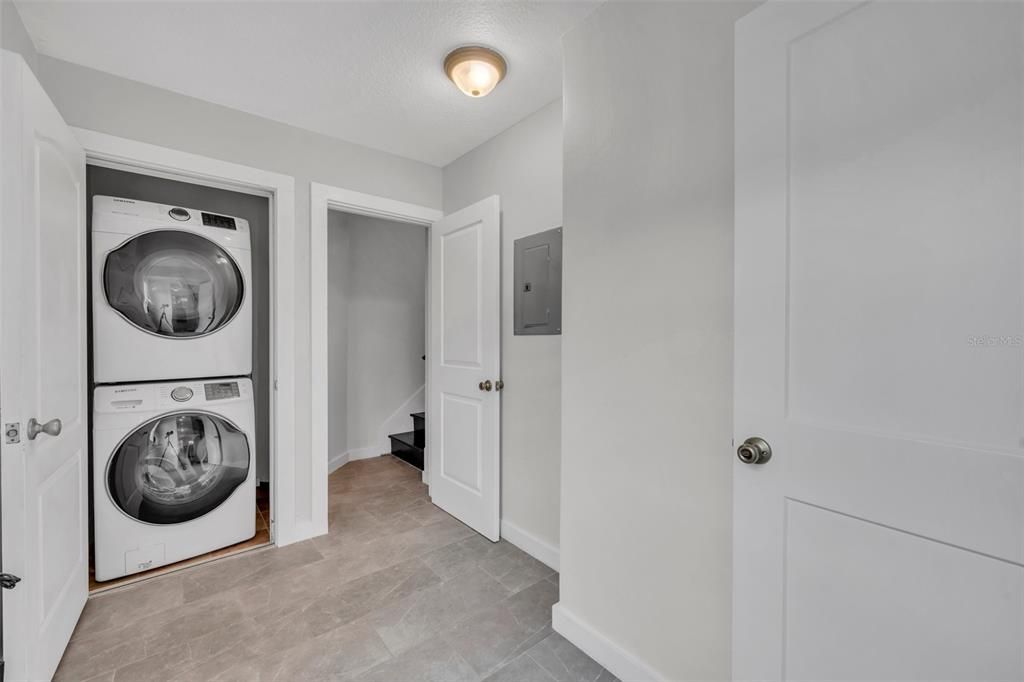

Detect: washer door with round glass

[108,412,250,525]
[103,230,244,338]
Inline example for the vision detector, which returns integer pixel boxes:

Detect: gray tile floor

[56,456,617,682]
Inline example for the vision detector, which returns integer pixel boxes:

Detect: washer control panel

[95,379,252,413]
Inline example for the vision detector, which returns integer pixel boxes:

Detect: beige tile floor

[56,455,618,682]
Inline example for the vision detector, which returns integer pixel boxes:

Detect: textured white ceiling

[16,1,598,166]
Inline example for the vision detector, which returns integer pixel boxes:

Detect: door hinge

[0,574,21,590]
[4,423,19,445]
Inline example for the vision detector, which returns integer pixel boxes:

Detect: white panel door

[734,3,1024,680]
[1,51,88,681]
[428,196,501,541]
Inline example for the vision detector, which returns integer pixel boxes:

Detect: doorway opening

[309,182,442,517]
[327,209,427,475]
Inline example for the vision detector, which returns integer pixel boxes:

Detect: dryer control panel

[91,196,251,241]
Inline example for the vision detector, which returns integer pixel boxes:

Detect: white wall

[557,2,756,680]
[443,100,563,559]
[24,51,441,537]
[328,211,426,465]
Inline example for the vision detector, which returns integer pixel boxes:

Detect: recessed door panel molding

[441,221,483,368]
[734,3,1024,679]
[39,454,85,619]
[440,393,483,493]
[428,196,501,541]
[784,501,1024,681]
[36,137,84,425]
[785,0,1023,450]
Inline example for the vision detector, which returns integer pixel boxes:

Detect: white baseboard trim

[500,519,560,572]
[348,446,381,461]
[328,446,382,474]
[552,603,665,682]
[328,451,349,474]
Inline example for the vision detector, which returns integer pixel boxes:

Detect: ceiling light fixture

[444,46,507,98]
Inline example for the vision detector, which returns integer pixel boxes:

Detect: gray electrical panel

[514,227,562,335]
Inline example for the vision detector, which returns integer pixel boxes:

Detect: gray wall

[23,51,441,530]
[327,211,350,460]
[443,99,563,552]
[1,0,37,75]
[86,166,273,481]
[559,2,755,679]
[328,212,426,460]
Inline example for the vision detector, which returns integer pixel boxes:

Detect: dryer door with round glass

[103,230,244,338]
[107,412,250,525]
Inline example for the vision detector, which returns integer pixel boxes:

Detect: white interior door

[428,196,501,541]
[734,3,1024,679]
[1,51,88,681]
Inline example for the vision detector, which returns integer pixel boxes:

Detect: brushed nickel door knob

[737,437,771,465]
[27,417,62,440]
[479,380,493,392]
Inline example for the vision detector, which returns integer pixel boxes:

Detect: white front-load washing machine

[92,196,252,383]
[93,378,256,581]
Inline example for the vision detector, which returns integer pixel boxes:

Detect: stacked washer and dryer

[91,196,257,582]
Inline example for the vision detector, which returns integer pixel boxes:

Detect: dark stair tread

[389,430,424,449]
[410,412,425,419]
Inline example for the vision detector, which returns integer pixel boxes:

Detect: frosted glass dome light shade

[444,46,507,98]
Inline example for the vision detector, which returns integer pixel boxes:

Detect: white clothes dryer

[92,196,252,383]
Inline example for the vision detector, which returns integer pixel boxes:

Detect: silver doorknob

[737,437,771,465]
[479,380,493,392]
[27,418,61,440]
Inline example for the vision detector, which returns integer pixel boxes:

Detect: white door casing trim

[310,182,442,490]
[70,128,303,545]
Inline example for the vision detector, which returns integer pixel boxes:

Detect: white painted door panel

[734,3,1024,679]
[428,196,501,541]
[1,51,88,681]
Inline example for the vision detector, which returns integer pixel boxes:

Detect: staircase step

[389,431,424,470]
[411,412,425,434]
[391,429,424,449]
